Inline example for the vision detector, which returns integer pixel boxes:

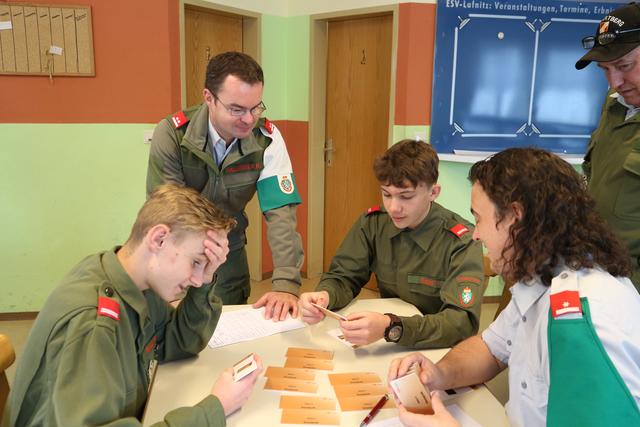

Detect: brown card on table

[337,395,396,411]
[286,347,334,360]
[328,372,381,385]
[265,366,316,381]
[333,383,387,398]
[264,377,319,393]
[285,357,334,371]
[280,395,337,410]
[281,409,340,425]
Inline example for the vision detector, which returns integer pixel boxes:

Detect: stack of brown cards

[263,347,340,425]
[280,396,340,425]
[328,372,396,411]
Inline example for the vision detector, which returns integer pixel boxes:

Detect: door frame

[307,6,399,278]
[178,0,264,281]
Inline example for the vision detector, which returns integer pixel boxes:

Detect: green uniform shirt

[316,203,484,348]
[2,248,225,427]
[584,92,640,291]
[146,104,303,295]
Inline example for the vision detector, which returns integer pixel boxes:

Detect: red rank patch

[550,290,582,319]
[97,297,120,321]
[449,224,469,238]
[264,118,274,134]
[145,335,157,353]
[171,111,188,128]
[367,205,381,215]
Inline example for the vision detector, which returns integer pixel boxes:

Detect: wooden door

[323,15,393,290]
[184,7,242,106]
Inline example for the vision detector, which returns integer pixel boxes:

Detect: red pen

[360,394,389,427]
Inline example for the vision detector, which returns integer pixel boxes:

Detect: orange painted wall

[395,2,436,126]
[261,120,309,275]
[0,0,181,123]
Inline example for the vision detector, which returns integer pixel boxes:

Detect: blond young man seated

[2,184,262,427]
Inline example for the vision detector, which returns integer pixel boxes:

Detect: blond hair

[126,183,236,246]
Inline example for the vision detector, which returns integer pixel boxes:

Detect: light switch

[143,129,154,144]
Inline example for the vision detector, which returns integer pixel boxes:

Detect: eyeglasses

[213,95,267,117]
[582,27,640,49]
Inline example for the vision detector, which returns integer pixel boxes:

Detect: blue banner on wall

[431,0,624,155]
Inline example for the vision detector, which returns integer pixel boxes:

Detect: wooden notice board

[0,3,94,76]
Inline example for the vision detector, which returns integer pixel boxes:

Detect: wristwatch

[384,313,403,343]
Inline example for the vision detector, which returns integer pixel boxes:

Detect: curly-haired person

[388,148,640,427]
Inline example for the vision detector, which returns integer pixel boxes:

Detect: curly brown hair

[373,139,439,187]
[468,147,631,286]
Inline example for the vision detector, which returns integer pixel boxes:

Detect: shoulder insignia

[449,223,470,238]
[263,118,274,134]
[366,205,381,215]
[170,111,189,129]
[550,290,582,319]
[97,296,120,321]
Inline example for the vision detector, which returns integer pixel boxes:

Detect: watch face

[388,325,402,342]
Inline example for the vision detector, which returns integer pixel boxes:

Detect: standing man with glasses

[147,51,304,320]
[576,2,640,292]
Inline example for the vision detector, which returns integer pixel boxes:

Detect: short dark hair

[373,139,439,188]
[204,51,264,94]
[468,147,632,286]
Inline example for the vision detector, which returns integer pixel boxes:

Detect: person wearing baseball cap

[577,2,640,293]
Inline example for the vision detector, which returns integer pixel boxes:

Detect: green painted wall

[261,15,310,121]
[0,124,152,312]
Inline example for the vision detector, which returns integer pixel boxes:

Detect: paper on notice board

[0,21,12,30]
[208,306,306,348]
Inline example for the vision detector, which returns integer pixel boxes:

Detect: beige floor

[1,276,509,405]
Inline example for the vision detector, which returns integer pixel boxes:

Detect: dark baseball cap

[576,2,640,70]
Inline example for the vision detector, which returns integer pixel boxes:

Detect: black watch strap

[383,313,403,343]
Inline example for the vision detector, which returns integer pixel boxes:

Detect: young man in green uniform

[2,184,263,427]
[299,140,483,348]
[147,51,304,321]
[388,148,640,427]
[576,2,640,292]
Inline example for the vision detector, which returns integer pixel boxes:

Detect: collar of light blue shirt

[208,119,237,166]
[610,92,640,120]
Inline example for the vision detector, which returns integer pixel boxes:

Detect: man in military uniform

[576,2,640,292]
[2,184,263,427]
[147,51,304,320]
[299,140,483,348]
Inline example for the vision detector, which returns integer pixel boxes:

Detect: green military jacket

[584,91,640,291]
[2,248,225,427]
[146,104,303,295]
[316,202,484,348]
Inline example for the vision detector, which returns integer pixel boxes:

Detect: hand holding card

[233,353,258,382]
[310,302,348,321]
[390,371,433,415]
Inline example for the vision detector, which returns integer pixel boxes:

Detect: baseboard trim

[0,312,38,321]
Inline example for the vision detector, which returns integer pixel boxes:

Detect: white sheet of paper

[0,21,12,30]
[208,307,306,348]
[367,404,481,427]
